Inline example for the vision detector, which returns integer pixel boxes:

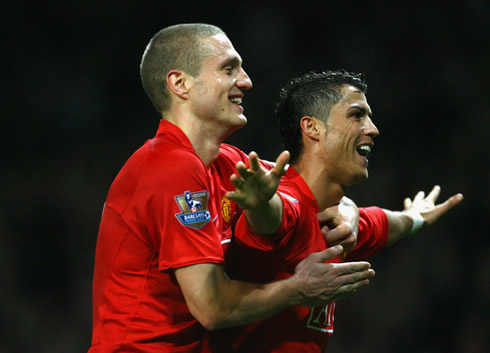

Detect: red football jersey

[89,120,229,353]
[210,167,389,353]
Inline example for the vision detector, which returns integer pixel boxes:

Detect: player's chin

[356,171,369,183]
[235,114,248,127]
[345,170,368,186]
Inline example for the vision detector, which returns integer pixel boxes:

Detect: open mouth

[229,97,242,104]
[356,144,372,159]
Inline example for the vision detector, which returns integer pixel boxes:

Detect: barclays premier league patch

[174,190,211,229]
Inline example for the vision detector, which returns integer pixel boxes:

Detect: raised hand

[403,185,464,226]
[225,150,290,211]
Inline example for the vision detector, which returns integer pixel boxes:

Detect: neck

[164,112,229,166]
[293,155,345,210]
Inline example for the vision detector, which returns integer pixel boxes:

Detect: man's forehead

[203,34,242,61]
[334,85,371,114]
[339,85,368,103]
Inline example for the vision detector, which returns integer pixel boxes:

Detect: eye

[351,111,363,119]
[223,66,235,75]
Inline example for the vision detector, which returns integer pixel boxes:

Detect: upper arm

[234,190,301,250]
[145,151,224,269]
[174,263,227,330]
[345,206,389,260]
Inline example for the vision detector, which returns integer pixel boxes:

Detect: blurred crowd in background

[2,1,488,352]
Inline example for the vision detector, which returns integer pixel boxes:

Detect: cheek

[324,133,348,153]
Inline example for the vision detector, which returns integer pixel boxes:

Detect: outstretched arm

[384,185,463,246]
[317,186,463,252]
[225,150,290,235]
[175,244,375,330]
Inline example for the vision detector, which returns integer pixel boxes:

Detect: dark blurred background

[2,1,489,352]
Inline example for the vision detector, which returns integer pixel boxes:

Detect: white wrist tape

[406,210,424,234]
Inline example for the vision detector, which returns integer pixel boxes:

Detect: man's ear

[300,116,321,141]
[166,70,191,100]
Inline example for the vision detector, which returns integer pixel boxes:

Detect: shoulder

[218,144,248,165]
[212,144,249,182]
[120,137,209,191]
[277,180,303,205]
[142,137,206,174]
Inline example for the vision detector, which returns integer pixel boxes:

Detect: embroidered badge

[174,190,211,229]
[221,196,232,223]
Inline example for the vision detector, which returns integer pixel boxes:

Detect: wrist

[283,273,305,306]
[405,210,424,234]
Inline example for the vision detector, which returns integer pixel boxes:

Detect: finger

[225,190,239,201]
[224,190,234,199]
[414,191,425,202]
[337,268,376,284]
[322,227,346,244]
[436,193,464,215]
[236,161,253,179]
[404,197,412,209]
[317,206,339,225]
[313,245,344,262]
[248,151,261,172]
[320,225,331,236]
[271,150,290,176]
[336,276,374,298]
[322,225,351,246]
[334,261,372,276]
[426,185,441,203]
[230,174,244,188]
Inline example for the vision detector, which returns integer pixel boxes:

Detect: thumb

[441,193,464,213]
[425,193,464,225]
[317,206,339,225]
[271,150,290,176]
[315,245,344,262]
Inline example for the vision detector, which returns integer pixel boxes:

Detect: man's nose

[363,117,379,138]
[237,68,253,90]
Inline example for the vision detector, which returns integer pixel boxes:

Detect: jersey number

[306,302,335,334]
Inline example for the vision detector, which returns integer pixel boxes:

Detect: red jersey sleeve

[111,143,224,271]
[344,206,389,261]
[233,189,301,251]
[156,153,224,270]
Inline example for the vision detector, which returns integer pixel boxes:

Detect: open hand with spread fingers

[225,150,290,211]
[403,185,464,227]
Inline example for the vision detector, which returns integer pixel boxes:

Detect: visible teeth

[230,97,242,104]
[357,145,372,157]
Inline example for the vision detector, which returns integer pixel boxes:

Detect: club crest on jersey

[221,196,232,223]
[174,190,211,229]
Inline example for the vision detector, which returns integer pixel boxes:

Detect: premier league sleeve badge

[174,190,211,229]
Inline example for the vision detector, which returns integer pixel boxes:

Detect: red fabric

[209,167,389,353]
[89,120,228,353]
[345,206,389,261]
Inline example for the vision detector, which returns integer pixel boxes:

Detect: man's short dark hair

[140,23,225,114]
[276,70,368,164]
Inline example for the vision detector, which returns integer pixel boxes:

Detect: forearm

[210,274,299,329]
[244,193,283,235]
[176,247,375,330]
[382,209,418,246]
[176,263,299,330]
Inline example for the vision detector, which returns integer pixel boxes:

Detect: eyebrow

[221,56,242,68]
[348,104,373,118]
